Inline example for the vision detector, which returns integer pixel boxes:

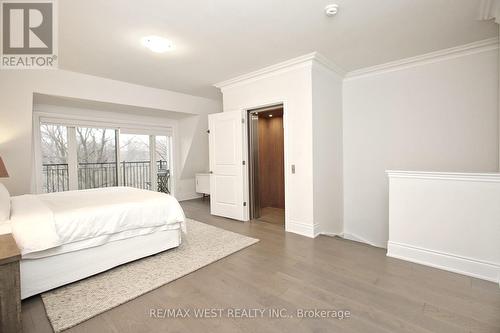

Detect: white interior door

[208,111,246,220]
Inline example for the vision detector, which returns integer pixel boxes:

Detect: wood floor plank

[21,198,500,333]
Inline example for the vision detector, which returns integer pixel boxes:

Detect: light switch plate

[291,164,295,174]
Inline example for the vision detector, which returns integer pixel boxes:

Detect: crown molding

[310,52,347,77]
[214,38,499,89]
[345,38,499,81]
[386,170,500,183]
[214,52,346,90]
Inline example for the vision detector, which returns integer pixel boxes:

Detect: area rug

[41,218,259,332]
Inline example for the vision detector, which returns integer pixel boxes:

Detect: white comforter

[10,187,185,256]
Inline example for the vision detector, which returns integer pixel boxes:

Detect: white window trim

[67,126,78,190]
[33,112,176,196]
[37,116,173,136]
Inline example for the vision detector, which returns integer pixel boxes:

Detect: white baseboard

[340,232,385,248]
[387,241,500,284]
[321,232,341,237]
[176,192,203,202]
[320,231,386,249]
[286,220,320,238]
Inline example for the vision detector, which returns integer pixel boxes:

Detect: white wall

[221,63,316,236]
[0,69,220,196]
[176,114,211,200]
[219,57,345,237]
[343,48,499,248]
[387,171,500,283]
[312,62,344,235]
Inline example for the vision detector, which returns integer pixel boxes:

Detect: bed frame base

[20,229,181,299]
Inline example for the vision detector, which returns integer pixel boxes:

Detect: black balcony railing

[43,163,69,193]
[42,161,170,193]
[78,162,119,190]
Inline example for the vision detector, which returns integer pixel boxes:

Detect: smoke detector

[325,4,339,16]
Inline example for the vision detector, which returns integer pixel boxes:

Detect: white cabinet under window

[195,173,210,198]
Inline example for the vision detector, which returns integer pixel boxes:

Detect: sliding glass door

[40,124,69,192]
[119,133,151,190]
[76,127,118,190]
[119,132,172,193]
[39,122,172,194]
[155,136,171,193]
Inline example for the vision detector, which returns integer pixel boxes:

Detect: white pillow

[0,183,11,222]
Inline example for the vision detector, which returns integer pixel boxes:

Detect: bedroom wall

[221,64,316,236]
[312,62,344,236]
[343,47,499,248]
[176,114,212,200]
[219,56,345,237]
[0,69,221,197]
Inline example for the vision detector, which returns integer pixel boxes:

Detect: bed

[0,185,185,299]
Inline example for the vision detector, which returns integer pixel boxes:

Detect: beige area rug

[41,218,259,332]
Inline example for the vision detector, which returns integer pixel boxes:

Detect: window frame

[33,112,175,196]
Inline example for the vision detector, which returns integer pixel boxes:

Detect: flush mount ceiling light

[141,36,173,53]
[325,4,339,16]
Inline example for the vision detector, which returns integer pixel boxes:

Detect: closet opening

[248,104,285,226]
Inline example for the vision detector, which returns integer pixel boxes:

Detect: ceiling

[58,0,498,100]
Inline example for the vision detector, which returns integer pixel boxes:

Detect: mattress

[23,222,182,259]
[9,187,186,257]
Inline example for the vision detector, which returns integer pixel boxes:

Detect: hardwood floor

[22,198,500,333]
[257,207,285,226]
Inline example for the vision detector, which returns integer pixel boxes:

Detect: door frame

[241,100,289,229]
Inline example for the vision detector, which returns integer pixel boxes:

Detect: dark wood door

[258,114,285,209]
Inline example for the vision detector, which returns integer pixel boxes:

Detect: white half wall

[343,47,499,248]
[0,69,220,196]
[387,171,500,283]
